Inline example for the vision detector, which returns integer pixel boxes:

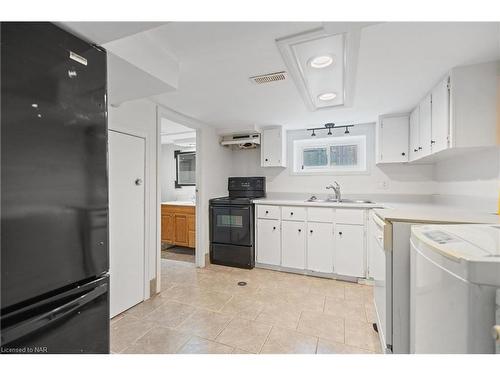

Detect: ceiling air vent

[249,71,287,85]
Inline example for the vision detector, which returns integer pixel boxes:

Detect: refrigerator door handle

[1,283,108,346]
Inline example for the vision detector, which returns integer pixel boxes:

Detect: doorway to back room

[160,117,197,265]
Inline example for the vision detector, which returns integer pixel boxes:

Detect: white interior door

[109,130,146,317]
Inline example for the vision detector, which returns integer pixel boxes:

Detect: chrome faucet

[326,181,341,202]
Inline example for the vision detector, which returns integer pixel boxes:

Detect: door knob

[135,178,143,186]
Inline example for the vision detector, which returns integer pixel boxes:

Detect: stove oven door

[210,205,252,246]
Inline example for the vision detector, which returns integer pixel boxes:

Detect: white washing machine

[410,224,500,354]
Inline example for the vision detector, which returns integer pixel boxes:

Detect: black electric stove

[209,177,265,269]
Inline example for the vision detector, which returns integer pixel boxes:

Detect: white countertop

[373,203,500,224]
[252,198,383,209]
[253,198,500,224]
[161,200,195,206]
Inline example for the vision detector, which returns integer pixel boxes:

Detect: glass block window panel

[303,147,328,168]
[330,144,358,166]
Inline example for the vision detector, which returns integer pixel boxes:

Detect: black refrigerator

[1,22,110,354]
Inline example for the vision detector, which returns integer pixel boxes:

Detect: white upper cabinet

[261,126,286,167]
[449,61,498,149]
[418,93,432,158]
[409,106,420,161]
[383,61,498,164]
[431,77,450,154]
[376,114,409,164]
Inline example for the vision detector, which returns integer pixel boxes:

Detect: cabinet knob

[310,230,313,234]
[401,152,406,156]
[265,210,269,214]
[298,229,301,233]
[135,178,143,186]
[265,158,268,161]
[431,140,436,144]
[338,231,343,236]
[413,149,418,152]
[290,212,294,216]
[273,226,276,230]
[418,146,422,150]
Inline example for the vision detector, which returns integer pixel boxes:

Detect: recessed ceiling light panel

[318,92,337,101]
[309,55,334,69]
[277,26,361,111]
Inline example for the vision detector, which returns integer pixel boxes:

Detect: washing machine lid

[412,224,500,263]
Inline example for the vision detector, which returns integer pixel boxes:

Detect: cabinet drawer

[257,205,280,220]
[307,207,335,223]
[281,206,306,221]
[335,209,365,225]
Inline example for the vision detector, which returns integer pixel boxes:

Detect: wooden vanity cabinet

[161,204,196,248]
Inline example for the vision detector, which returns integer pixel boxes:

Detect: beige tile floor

[111,259,381,354]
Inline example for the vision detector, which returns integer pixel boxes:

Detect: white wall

[230,123,436,198]
[108,99,158,296]
[433,147,500,212]
[197,126,233,255]
[160,143,196,202]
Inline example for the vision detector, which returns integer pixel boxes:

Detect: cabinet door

[377,115,409,163]
[431,77,450,154]
[187,214,196,248]
[281,221,306,269]
[261,128,283,167]
[162,213,174,243]
[174,214,188,246]
[334,224,365,278]
[256,219,281,265]
[307,222,334,273]
[419,94,432,157]
[409,107,420,162]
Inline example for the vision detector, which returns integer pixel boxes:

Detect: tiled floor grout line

[257,325,274,354]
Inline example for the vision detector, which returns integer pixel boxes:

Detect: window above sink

[293,135,367,174]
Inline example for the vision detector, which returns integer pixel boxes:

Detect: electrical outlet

[378,181,389,190]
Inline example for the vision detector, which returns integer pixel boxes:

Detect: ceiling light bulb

[318,92,337,101]
[309,55,334,69]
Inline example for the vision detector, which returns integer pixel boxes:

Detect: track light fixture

[307,122,354,137]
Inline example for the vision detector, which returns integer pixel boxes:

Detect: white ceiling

[58,22,166,44]
[160,118,196,145]
[149,22,499,130]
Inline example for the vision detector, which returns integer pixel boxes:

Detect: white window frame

[293,135,367,174]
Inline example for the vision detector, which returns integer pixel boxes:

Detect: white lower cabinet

[256,219,281,266]
[281,221,306,269]
[306,222,334,273]
[334,224,365,278]
[255,204,367,279]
